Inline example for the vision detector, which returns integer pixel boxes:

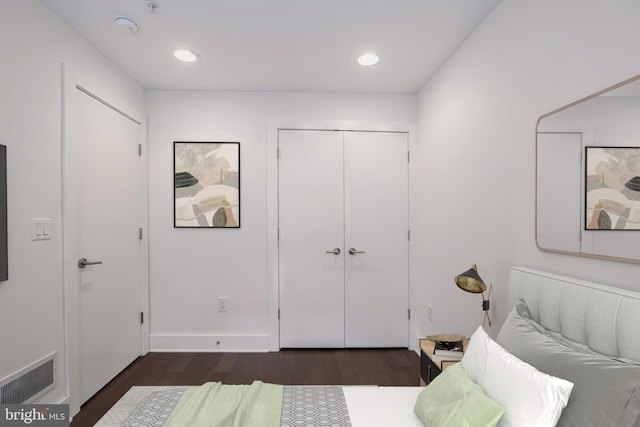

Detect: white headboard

[507,267,640,363]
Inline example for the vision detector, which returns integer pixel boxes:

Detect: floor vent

[0,352,55,404]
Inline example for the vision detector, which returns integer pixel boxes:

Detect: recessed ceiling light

[358,53,379,67]
[174,49,200,63]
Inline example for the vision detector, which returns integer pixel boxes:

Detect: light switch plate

[32,218,52,241]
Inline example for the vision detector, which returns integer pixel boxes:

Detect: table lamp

[454,263,492,327]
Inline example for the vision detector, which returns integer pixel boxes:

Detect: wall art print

[585,146,640,230]
[174,142,240,228]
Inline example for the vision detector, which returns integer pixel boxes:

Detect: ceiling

[40,0,501,94]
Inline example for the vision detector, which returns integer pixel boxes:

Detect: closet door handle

[348,248,365,255]
[78,258,103,269]
[325,248,341,255]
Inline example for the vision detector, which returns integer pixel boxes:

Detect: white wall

[0,0,144,405]
[412,0,640,340]
[146,91,415,351]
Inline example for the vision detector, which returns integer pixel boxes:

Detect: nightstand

[419,337,470,385]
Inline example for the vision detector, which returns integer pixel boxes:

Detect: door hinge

[140,312,144,324]
[139,228,143,240]
[408,230,411,241]
[277,228,280,240]
[278,309,281,320]
[408,151,411,163]
[138,144,142,156]
[277,147,280,160]
[408,309,411,319]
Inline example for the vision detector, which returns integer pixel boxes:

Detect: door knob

[78,258,104,269]
[325,248,341,255]
[348,248,365,255]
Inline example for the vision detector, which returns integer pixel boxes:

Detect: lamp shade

[454,264,487,294]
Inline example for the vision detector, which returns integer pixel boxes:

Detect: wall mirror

[536,74,640,263]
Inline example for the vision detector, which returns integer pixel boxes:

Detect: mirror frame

[535,74,640,264]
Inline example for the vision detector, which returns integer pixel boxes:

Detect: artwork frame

[174,141,240,228]
[0,144,7,281]
[585,146,640,230]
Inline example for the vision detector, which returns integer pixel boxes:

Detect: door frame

[266,120,417,351]
[61,65,149,416]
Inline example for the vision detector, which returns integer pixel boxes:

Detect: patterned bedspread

[96,385,352,427]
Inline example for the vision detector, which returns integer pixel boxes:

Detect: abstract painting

[174,142,240,228]
[585,146,640,230]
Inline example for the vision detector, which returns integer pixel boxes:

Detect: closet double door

[278,129,408,348]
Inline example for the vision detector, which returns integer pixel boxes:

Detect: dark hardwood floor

[71,349,420,427]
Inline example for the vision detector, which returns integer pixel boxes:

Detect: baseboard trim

[150,334,269,352]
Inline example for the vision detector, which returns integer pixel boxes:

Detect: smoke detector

[114,16,139,33]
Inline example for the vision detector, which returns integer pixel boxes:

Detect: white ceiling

[40,0,501,94]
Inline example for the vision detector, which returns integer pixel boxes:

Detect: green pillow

[414,363,504,427]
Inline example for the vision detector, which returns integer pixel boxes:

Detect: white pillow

[461,326,573,427]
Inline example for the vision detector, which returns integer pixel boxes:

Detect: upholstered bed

[96,267,640,427]
[497,267,640,427]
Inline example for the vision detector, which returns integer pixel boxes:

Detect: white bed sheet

[343,386,424,427]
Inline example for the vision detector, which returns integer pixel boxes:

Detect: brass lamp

[454,264,492,327]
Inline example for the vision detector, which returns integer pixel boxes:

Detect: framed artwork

[174,142,240,228]
[585,146,640,230]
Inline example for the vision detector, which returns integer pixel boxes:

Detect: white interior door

[344,131,408,347]
[71,88,143,404]
[278,129,408,348]
[278,130,345,347]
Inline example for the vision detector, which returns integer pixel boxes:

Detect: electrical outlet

[218,297,227,312]
[427,304,433,322]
